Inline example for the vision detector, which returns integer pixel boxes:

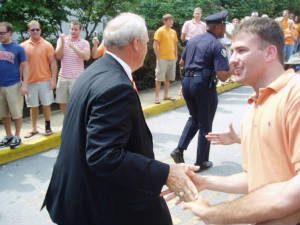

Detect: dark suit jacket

[43,54,172,225]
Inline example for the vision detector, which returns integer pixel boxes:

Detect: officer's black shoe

[170,148,184,163]
[195,161,213,172]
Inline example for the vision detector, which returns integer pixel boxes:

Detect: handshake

[161,163,203,204]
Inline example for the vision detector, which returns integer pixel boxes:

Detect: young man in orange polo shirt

[21,20,57,137]
[163,18,300,224]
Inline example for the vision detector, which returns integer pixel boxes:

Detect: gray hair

[103,12,147,48]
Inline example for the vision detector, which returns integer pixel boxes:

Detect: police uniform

[171,10,230,169]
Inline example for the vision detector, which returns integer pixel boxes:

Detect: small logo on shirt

[221,49,227,58]
[0,51,15,64]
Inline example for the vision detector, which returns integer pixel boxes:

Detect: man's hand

[182,194,210,222]
[69,42,76,51]
[92,37,99,47]
[60,34,65,45]
[20,83,28,96]
[185,165,207,192]
[162,164,199,203]
[205,123,241,145]
[50,79,56,90]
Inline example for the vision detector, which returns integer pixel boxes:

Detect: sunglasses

[30,28,40,32]
[0,32,8,35]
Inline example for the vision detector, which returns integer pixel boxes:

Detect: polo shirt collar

[248,69,296,104]
[29,37,43,45]
[192,19,203,24]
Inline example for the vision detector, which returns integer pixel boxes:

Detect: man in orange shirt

[163,18,300,224]
[153,14,178,104]
[284,20,297,61]
[293,15,300,53]
[21,20,57,137]
[279,9,290,30]
[91,35,106,59]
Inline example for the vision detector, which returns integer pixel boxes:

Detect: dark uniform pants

[177,76,218,164]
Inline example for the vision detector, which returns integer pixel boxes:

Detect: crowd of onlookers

[0,8,299,149]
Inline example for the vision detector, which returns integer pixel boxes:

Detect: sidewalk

[0,81,241,165]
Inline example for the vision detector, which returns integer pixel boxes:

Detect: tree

[63,0,139,41]
[0,0,68,42]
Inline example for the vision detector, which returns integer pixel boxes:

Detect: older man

[21,20,57,137]
[55,21,90,115]
[42,12,198,225]
[171,17,300,225]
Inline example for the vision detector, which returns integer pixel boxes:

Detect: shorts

[25,81,54,107]
[155,59,176,82]
[55,76,76,104]
[0,82,24,119]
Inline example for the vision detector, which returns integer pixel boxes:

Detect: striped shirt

[58,37,90,79]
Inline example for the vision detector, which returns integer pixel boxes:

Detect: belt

[183,71,203,77]
[183,74,202,77]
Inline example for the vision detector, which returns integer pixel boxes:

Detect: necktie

[131,80,138,93]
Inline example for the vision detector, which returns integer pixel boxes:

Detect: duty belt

[183,71,203,77]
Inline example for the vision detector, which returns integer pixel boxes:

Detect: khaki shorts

[0,83,24,119]
[155,59,176,81]
[25,81,54,107]
[55,76,76,104]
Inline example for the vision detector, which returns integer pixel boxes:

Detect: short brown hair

[194,8,202,13]
[27,20,40,29]
[162,14,174,21]
[70,21,82,29]
[232,17,284,65]
[0,21,13,32]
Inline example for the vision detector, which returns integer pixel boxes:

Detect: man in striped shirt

[55,21,90,115]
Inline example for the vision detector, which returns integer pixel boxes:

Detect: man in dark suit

[42,12,198,225]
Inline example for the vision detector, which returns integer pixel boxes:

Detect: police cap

[205,10,228,24]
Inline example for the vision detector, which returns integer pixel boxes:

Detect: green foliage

[0,0,68,42]
[63,0,139,41]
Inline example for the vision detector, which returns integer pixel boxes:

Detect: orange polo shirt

[280,18,289,30]
[154,26,178,60]
[241,70,300,192]
[284,28,297,45]
[294,23,300,39]
[21,37,55,84]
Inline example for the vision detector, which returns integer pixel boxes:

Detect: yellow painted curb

[0,132,61,165]
[0,82,241,165]
[143,82,242,118]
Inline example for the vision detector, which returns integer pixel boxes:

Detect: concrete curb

[143,82,241,118]
[0,82,241,165]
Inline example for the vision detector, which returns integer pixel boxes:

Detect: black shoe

[170,148,184,163]
[0,136,13,148]
[195,161,213,172]
[9,136,21,149]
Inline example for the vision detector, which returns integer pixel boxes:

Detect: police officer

[171,10,232,171]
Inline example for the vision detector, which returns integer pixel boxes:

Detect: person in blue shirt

[0,22,29,148]
[171,10,232,171]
